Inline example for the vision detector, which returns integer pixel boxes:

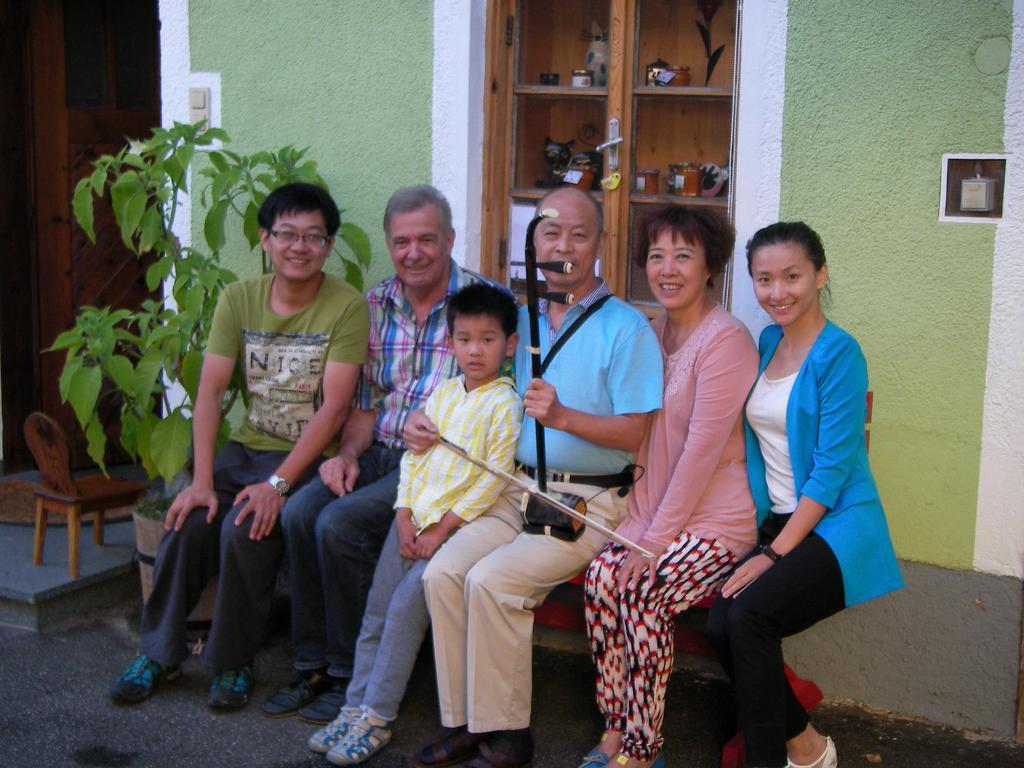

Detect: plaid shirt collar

[382,258,464,318]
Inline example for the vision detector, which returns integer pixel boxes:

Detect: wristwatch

[267,474,291,497]
[759,543,782,562]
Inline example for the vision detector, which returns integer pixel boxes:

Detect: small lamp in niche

[961,162,996,212]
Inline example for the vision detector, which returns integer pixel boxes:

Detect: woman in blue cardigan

[705,222,902,768]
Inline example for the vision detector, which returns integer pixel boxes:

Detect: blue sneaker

[208,666,253,710]
[109,652,181,703]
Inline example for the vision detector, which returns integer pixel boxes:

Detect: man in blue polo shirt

[411,187,663,768]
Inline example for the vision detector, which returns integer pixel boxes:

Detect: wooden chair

[23,412,147,578]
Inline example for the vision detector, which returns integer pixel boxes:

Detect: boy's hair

[257,182,341,235]
[446,283,518,337]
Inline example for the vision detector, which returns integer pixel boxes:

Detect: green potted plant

[49,121,371,483]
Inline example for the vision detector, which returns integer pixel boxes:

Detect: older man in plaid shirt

[266,186,497,723]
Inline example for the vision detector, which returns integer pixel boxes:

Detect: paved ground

[2,598,1023,768]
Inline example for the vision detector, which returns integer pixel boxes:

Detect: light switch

[189,87,211,126]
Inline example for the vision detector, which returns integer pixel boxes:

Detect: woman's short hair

[633,205,735,287]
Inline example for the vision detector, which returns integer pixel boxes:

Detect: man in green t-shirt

[109,183,370,711]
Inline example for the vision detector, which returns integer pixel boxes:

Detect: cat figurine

[541,137,574,187]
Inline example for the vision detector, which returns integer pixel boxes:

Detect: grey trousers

[139,441,307,671]
[344,518,432,722]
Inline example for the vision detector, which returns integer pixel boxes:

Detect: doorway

[0,0,160,469]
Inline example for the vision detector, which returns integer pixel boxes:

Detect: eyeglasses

[269,230,330,248]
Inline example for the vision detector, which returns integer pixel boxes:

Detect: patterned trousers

[584,532,736,759]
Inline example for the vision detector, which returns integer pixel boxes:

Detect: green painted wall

[188,0,434,288]
[780,1,1012,568]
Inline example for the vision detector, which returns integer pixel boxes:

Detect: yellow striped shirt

[395,375,523,531]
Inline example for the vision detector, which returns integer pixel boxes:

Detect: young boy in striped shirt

[308,282,523,765]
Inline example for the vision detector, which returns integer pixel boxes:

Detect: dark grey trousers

[139,441,309,671]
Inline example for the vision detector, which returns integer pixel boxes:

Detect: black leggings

[705,516,845,767]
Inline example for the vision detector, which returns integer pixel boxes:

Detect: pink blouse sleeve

[639,323,758,550]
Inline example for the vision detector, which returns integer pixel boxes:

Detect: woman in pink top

[580,206,759,768]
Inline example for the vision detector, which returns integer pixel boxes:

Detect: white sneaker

[308,706,362,754]
[788,735,837,768]
[326,712,393,765]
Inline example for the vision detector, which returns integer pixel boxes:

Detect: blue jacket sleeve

[799,335,868,510]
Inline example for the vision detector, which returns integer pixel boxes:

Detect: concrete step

[0,519,140,631]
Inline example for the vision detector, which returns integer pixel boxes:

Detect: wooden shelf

[514,84,609,98]
[481,0,740,303]
[632,86,732,98]
[630,193,727,207]
[511,187,603,201]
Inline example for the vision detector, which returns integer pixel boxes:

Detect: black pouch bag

[521,489,588,541]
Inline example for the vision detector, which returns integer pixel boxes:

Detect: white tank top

[745,370,798,515]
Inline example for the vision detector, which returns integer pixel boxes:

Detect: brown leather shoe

[412,726,488,768]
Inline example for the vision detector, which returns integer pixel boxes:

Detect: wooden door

[0,0,36,470]
[480,0,740,307]
[2,0,160,469]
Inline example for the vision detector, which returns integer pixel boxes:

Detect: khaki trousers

[422,471,629,732]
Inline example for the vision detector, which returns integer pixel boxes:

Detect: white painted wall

[973,0,1024,579]
[432,0,487,269]
[158,0,221,251]
[727,0,788,335]
[158,0,221,408]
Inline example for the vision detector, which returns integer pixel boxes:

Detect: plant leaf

[107,354,135,393]
[47,328,85,352]
[340,222,372,269]
[243,201,261,249]
[208,150,228,173]
[136,412,159,478]
[72,178,96,242]
[210,167,240,201]
[204,198,230,252]
[109,172,143,218]
[203,127,230,143]
[119,408,139,460]
[89,166,106,196]
[181,348,203,402]
[145,257,173,291]
[184,283,206,318]
[151,410,192,482]
[132,350,164,405]
[139,205,163,253]
[68,365,102,427]
[115,190,147,251]
[85,416,108,474]
[59,358,82,402]
[174,145,195,181]
[343,260,363,291]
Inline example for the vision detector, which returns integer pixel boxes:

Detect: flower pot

[132,509,217,623]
